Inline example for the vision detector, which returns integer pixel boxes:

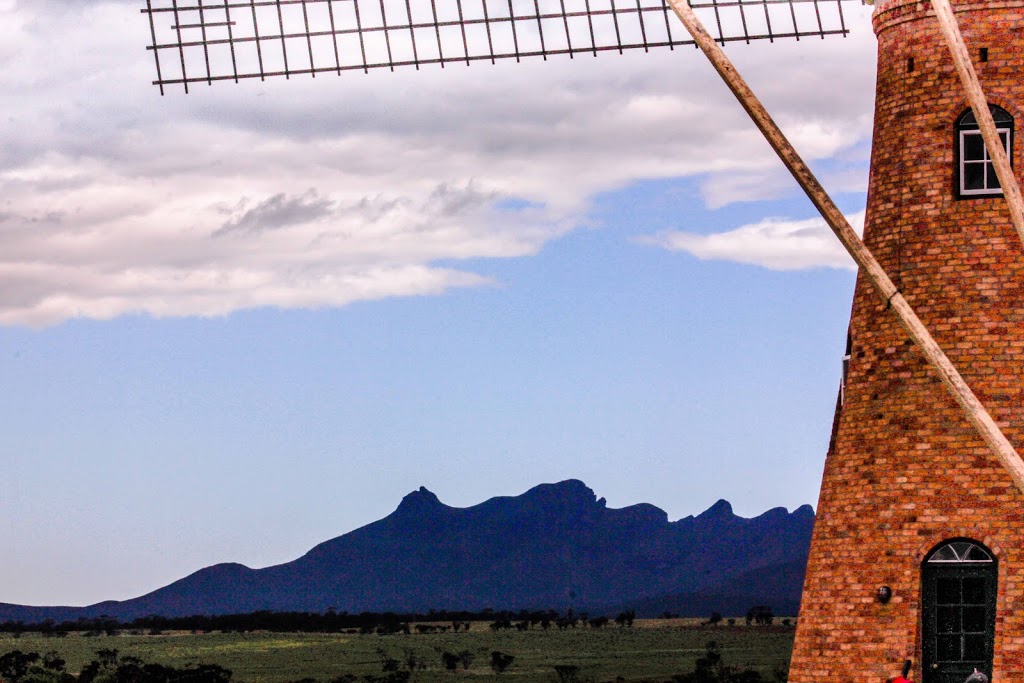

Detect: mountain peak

[793,503,815,520]
[697,499,734,519]
[521,479,598,507]
[396,486,444,513]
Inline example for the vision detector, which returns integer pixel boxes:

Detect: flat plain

[0,620,795,683]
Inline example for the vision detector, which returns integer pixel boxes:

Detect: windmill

[140,1,1024,682]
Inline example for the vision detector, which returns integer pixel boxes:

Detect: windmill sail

[143,0,850,93]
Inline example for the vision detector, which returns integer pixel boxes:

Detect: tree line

[0,608,633,636]
[0,605,782,637]
[0,649,231,683]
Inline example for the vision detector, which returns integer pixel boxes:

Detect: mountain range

[0,480,814,622]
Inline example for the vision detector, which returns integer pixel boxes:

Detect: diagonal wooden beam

[929,0,1024,248]
[662,0,1024,493]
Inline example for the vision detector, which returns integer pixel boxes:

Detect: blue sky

[1,0,875,606]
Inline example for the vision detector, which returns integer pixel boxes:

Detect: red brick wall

[788,1,1024,682]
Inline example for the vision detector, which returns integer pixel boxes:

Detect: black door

[922,540,997,683]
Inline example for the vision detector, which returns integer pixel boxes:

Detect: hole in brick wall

[980,47,988,62]
[907,56,915,72]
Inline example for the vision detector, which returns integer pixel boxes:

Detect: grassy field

[0,620,795,683]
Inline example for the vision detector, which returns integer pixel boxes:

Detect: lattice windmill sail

[143,0,849,93]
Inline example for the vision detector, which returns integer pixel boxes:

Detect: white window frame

[959,128,1011,197]
[957,105,1014,199]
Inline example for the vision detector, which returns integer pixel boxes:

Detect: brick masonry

[787,1,1024,682]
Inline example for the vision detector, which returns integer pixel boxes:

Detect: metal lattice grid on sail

[142,0,850,93]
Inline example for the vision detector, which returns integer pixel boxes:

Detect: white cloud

[641,210,866,270]
[0,0,877,326]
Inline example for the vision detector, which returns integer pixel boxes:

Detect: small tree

[745,606,774,626]
[613,611,635,628]
[490,652,515,674]
[0,651,41,682]
[96,650,119,668]
[553,665,581,683]
[441,652,460,671]
[42,653,65,672]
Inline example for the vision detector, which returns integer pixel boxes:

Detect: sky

[0,0,877,607]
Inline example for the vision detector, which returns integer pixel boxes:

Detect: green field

[0,621,794,683]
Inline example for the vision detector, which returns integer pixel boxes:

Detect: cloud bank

[640,211,867,270]
[0,0,876,326]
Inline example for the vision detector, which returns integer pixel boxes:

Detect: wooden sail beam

[662,0,1024,493]
[929,0,1024,249]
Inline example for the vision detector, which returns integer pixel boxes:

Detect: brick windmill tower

[787,1,1024,683]
[140,1,1024,681]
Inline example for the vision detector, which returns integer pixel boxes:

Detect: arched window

[921,539,997,683]
[957,105,1013,198]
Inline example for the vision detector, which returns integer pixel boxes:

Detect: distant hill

[0,480,814,622]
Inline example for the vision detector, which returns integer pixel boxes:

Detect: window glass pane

[963,578,987,604]
[993,107,1013,124]
[965,545,993,562]
[987,162,1001,189]
[964,634,987,661]
[964,162,986,190]
[938,578,962,604]
[938,634,962,661]
[932,546,959,562]
[938,606,961,633]
[963,606,986,632]
[964,133,985,160]
[951,542,972,558]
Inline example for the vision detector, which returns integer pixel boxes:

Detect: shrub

[441,652,460,671]
[490,652,514,674]
[553,665,581,683]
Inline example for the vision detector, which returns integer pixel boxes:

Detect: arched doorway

[922,539,997,683]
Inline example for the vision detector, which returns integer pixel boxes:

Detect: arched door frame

[921,538,997,683]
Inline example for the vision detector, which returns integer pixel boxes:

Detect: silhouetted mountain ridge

[0,480,813,622]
